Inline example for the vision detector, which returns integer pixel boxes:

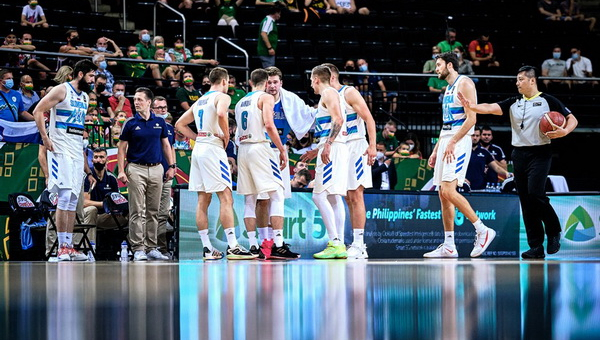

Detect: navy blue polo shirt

[466,145,495,190]
[484,144,506,183]
[161,122,175,175]
[84,171,119,213]
[120,112,168,164]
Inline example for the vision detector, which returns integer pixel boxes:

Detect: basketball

[539,111,565,133]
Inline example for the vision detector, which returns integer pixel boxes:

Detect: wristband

[169,163,177,169]
[268,47,274,50]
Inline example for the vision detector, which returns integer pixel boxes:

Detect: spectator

[227,74,247,112]
[468,33,500,70]
[111,110,128,147]
[147,49,177,87]
[152,35,169,58]
[375,120,399,157]
[292,159,308,176]
[465,127,510,190]
[53,65,73,84]
[454,46,475,75]
[0,69,33,121]
[200,74,211,94]
[392,142,420,159]
[215,0,244,35]
[136,29,156,60]
[57,30,94,68]
[427,74,448,94]
[290,131,316,154]
[291,168,312,188]
[328,0,354,14]
[480,125,508,184]
[92,36,123,58]
[82,147,129,244]
[21,0,49,28]
[92,73,110,98]
[93,54,115,94]
[108,81,133,118]
[88,91,110,124]
[117,45,147,78]
[284,0,301,12]
[560,0,596,31]
[541,45,569,89]
[225,117,238,178]
[188,45,219,66]
[257,6,282,68]
[175,71,200,111]
[356,58,394,112]
[340,59,357,86]
[538,0,563,21]
[1,31,51,78]
[401,131,423,159]
[305,0,336,14]
[372,142,397,190]
[18,74,39,112]
[437,28,463,53]
[168,35,192,64]
[423,45,441,74]
[566,47,597,88]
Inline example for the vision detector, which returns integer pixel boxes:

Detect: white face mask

[376,151,385,161]
[114,91,124,97]
[408,144,415,151]
[156,113,169,119]
[83,139,89,149]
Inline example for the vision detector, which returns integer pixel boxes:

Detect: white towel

[279,87,317,138]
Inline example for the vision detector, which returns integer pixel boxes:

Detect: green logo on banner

[564,206,596,242]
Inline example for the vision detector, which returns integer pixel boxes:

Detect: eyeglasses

[153,106,168,110]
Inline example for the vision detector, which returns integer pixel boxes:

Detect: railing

[154,1,186,48]
[215,36,249,82]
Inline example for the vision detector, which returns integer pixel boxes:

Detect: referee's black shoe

[521,246,545,259]
[547,234,561,254]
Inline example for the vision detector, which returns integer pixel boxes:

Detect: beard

[480,140,490,147]
[78,78,92,93]
[438,68,450,80]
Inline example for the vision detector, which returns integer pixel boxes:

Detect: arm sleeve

[497,96,518,115]
[543,93,571,116]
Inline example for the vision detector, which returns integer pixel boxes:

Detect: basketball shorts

[189,143,233,193]
[314,142,349,195]
[346,139,373,191]
[433,134,472,187]
[237,143,284,196]
[47,151,84,200]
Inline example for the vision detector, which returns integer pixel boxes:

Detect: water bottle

[120,241,129,262]
[88,241,96,262]
[495,183,501,193]
[485,182,491,192]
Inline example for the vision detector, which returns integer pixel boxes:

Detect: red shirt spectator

[107,81,133,118]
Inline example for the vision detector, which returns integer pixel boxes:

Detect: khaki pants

[157,179,172,253]
[126,163,163,252]
[83,206,129,243]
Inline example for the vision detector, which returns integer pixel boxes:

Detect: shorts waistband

[197,131,214,138]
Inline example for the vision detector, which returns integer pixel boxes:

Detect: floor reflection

[1,259,599,339]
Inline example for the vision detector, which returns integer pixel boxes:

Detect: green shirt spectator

[176,71,200,111]
[437,28,463,53]
[376,120,399,157]
[136,29,156,60]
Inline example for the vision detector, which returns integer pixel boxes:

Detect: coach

[458,66,578,259]
[117,87,175,261]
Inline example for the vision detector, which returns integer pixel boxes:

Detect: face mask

[376,152,385,161]
[201,83,211,93]
[99,61,107,70]
[141,34,151,43]
[455,53,461,59]
[30,2,38,7]
[89,100,97,107]
[129,52,139,58]
[96,84,106,93]
[228,86,235,91]
[156,43,164,49]
[344,66,354,72]
[183,78,194,85]
[358,64,368,72]
[114,91,124,97]
[70,37,79,46]
[175,43,184,49]
[93,162,106,171]
[22,40,32,45]
[408,144,414,151]
[432,54,438,59]
[553,52,561,59]
[3,79,14,89]
[156,113,169,119]
[97,46,107,52]
[193,52,203,59]
[571,53,579,59]
[23,83,34,91]
[83,139,89,149]
[156,57,165,61]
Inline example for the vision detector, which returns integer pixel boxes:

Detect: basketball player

[310,65,349,260]
[423,52,496,258]
[457,65,578,259]
[316,63,376,259]
[33,59,96,261]
[175,67,254,260]
[235,68,299,259]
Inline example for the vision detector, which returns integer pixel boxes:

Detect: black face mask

[95,83,106,93]
[93,162,106,171]
[201,83,211,93]
[70,37,79,46]
[78,78,91,93]
[344,66,354,72]
[300,137,309,145]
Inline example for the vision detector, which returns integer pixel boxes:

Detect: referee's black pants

[512,145,561,249]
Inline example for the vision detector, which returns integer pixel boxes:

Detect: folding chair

[39,189,96,260]
[98,192,131,260]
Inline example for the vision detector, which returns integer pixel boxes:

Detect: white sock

[313,191,339,241]
[198,230,213,250]
[328,195,346,244]
[267,226,274,240]
[225,228,238,248]
[58,232,68,246]
[473,219,486,233]
[66,233,73,246]
[247,231,259,248]
[444,231,455,247]
[258,227,268,241]
[353,229,364,246]
[273,229,284,247]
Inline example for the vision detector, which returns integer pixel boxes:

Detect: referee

[117,87,175,261]
[458,66,578,259]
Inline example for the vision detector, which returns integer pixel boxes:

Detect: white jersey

[441,75,475,137]
[48,82,88,158]
[315,87,347,146]
[339,85,365,141]
[235,91,269,144]
[193,91,225,147]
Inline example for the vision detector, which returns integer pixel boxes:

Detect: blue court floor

[1,258,599,340]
